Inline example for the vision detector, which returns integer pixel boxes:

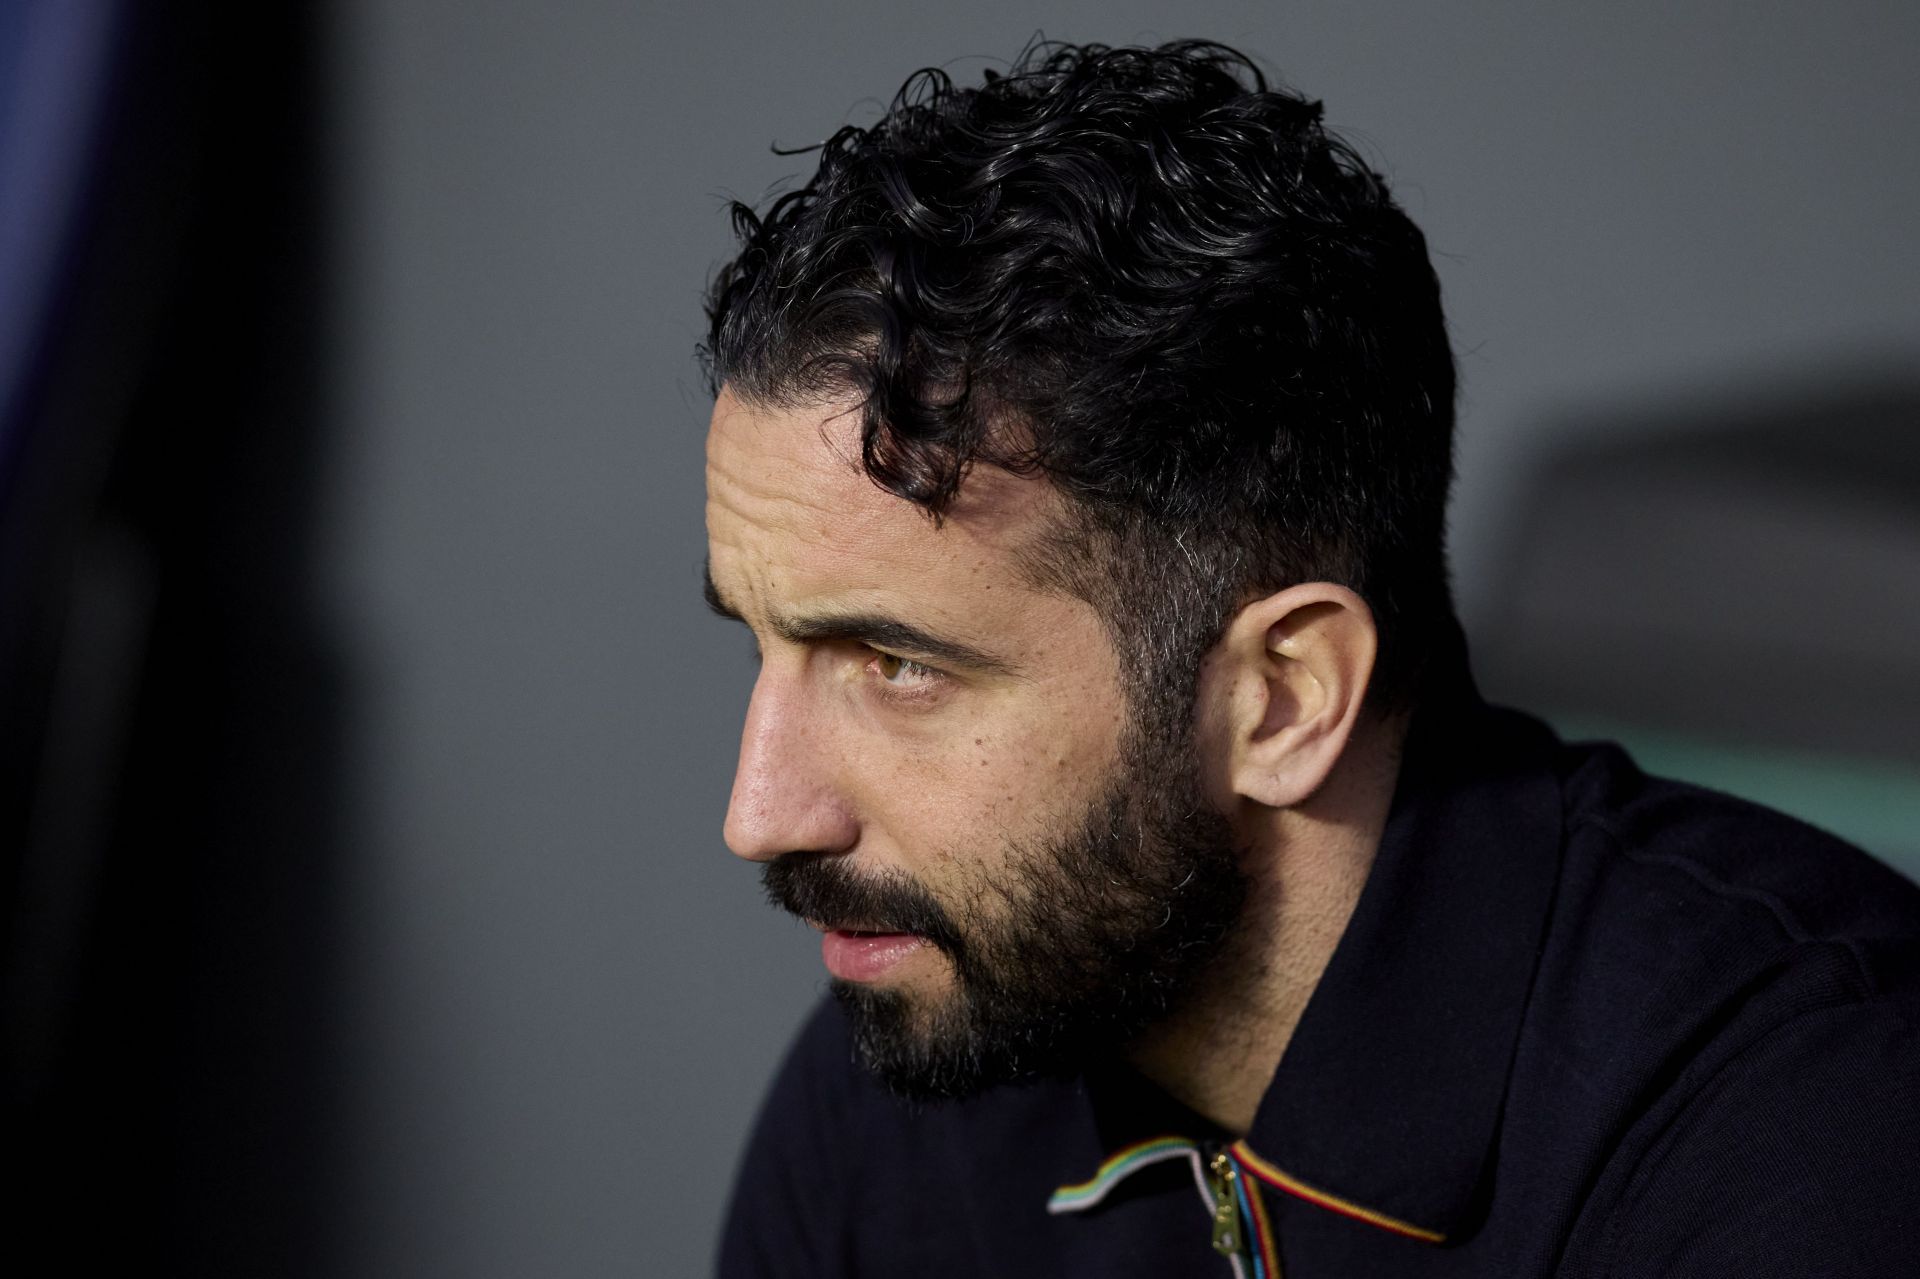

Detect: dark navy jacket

[718,674,1920,1277]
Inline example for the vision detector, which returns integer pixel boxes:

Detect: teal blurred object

[1477,382,1920,892]
[1553,715,1920,884]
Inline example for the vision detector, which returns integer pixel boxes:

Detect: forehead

[703,387,1058,606]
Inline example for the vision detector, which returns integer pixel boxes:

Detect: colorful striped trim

[1231,1140,1446,1244]
[1047,1135,1196,1214]
[1233,1163,1281,1278]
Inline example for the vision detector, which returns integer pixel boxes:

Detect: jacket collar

[1233,635,1565,1242]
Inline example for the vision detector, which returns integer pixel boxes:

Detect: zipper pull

[1206,1149,1242,1258]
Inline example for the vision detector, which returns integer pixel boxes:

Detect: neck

[1125,713,1405,1135]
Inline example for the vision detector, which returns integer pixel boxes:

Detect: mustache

[761,854,965,956]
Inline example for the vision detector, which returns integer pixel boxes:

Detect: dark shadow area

[2,4,351,1274]
[1476,375,1920,870]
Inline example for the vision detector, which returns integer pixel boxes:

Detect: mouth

[815,924,931,982]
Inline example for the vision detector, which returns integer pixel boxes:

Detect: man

[701,40,1920,1278]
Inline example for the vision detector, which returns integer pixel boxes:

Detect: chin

[830,977,1111,1103]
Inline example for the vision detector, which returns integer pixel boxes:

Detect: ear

[1197,582,1378,810]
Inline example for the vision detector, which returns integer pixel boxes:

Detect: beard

[760,723,1248,1102]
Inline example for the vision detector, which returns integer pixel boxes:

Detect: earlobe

[1215,584,1377,810]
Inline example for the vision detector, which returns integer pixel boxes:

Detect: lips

[763,855,953,980]
[819,927,929,982]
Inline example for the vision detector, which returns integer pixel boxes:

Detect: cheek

[867,688,1123,869]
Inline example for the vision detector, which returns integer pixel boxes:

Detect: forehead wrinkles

[707,394,901,535]
[705,436,929,621]
[706,437,888,553]
[705,391,1065,599]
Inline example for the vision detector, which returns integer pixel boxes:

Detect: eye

[868,650,940,689]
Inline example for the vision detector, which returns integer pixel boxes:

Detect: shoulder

[1538,740,1920,1275]
[1552,739,1920,1003]
[1586,985,1920,1277]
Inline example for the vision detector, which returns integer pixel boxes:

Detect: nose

[723,668,859,862]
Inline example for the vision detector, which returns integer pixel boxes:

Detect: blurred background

[2,1,1915,1274]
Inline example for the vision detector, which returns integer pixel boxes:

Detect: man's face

[705,387,1244,1098]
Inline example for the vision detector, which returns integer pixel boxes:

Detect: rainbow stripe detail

[1232,1162,1281,1277]
[1047,1135,1196,1213]
[1231,1140,1446,1243]
[1050,1137,1286,1276]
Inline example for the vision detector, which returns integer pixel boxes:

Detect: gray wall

[322,3,1920,1274]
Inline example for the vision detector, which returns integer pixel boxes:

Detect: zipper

[1203,1144,1244,1259]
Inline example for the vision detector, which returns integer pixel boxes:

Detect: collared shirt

[716,669,1920,1277]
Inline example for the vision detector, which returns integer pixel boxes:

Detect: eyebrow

[703,563,1020,677]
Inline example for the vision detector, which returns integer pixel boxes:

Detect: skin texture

[706,386,1404,1133]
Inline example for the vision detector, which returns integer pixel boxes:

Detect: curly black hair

[703,39,1456,714]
